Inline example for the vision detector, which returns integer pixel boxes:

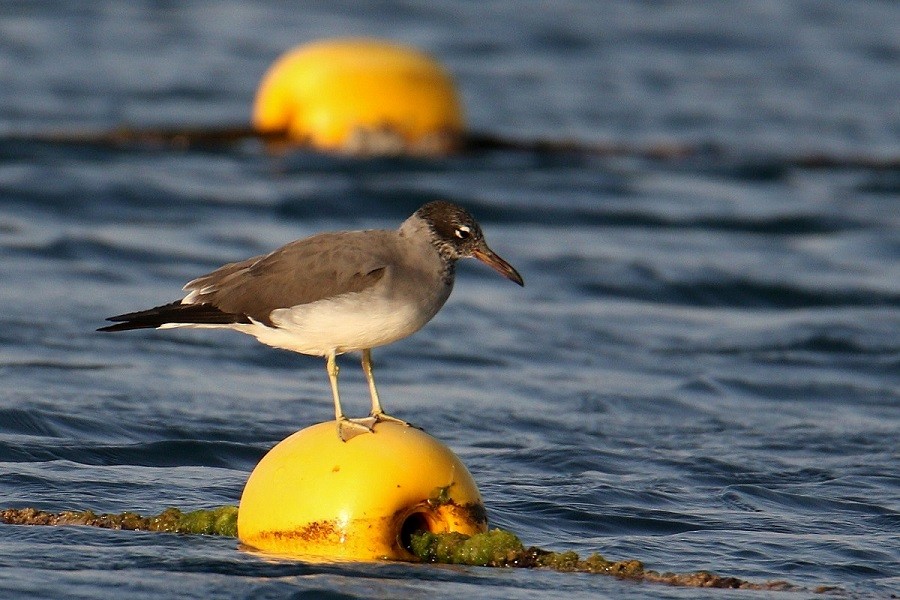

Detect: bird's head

[415,201,524,286]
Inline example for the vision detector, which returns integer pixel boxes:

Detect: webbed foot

[337,416,377,442]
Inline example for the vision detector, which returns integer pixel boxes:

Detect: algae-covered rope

[2,505,837,593]
[1,506,238,537]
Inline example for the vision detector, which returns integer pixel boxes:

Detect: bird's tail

[98,301,250,332]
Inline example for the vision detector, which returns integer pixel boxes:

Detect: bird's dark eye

[454,226,472,239]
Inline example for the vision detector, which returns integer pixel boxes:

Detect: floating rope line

[1,506,237,537]
[1,505,840,593]
[2,127,897,170]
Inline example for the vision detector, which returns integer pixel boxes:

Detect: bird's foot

[370,411,412,427]
[337,416,377,442]
[337,413,418,441]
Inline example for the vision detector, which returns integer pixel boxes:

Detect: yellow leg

[361,348,384,416]
[326,350,344,421]
[361,349,410,427]
[326,350,375,442]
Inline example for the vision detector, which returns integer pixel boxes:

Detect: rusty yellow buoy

[237,420,487,561]
[252,38,465,155]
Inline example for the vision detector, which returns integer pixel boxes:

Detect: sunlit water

[1,2,898,598]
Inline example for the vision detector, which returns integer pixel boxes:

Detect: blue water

[1,1,898,598]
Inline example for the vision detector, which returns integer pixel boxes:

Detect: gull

[99,201,523,441]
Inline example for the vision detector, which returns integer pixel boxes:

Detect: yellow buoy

[237,421,487,561]
[253,38,465,155]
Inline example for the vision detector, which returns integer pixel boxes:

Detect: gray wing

[182,230,391,325]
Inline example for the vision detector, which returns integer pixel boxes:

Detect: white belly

[233,286,448,356]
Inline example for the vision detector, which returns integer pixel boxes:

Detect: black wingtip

[97,322,143,333]
[97,301,250,333]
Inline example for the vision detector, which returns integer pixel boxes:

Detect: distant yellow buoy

[237,421,487,561]
[252,38,465,156]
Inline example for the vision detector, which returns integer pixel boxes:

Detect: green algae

[2,505,806,591]
[0,506,238,537]
[410,529,524,567]
[149,506,239,536]
[408,530,799,591]
[426,484,453,507]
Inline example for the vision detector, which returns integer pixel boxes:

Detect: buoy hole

[399,511,433,552]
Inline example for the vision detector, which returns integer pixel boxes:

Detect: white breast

[234,269,452,356]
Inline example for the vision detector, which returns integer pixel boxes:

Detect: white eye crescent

[455,226,471,239]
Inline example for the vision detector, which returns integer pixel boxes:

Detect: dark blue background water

[1,2,897,598]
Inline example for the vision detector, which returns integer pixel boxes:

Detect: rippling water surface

[1,2,898,598]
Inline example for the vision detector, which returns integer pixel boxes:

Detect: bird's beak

[473,246,524,286]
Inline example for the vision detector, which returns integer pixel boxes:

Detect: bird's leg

[361,349,410,427]
[326,350,344,420]
[361,348,384,415]
[326,350,374,442]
